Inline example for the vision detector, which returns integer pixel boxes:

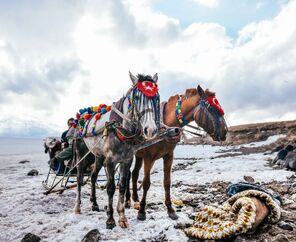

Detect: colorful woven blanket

[185,190,281,240]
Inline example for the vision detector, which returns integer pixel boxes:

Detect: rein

[111,104,133,124]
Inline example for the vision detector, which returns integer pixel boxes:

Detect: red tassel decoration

[84,114,92,120]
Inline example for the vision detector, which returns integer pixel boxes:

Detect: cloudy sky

[0,0,295,137]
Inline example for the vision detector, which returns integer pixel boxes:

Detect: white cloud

[191,0,220,8]
[0,0,296,136]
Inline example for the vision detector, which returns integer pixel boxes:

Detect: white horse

[74,72,161,229]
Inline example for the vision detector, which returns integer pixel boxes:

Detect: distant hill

[184,120,296,146]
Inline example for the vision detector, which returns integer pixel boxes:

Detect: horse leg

[125,168,132,208]
[163,153,178,220]
[132,156,143,210]
[74,161,83,214]
[105,158,116,229]
[117,161,132,228]
[137,159,155,221]
[90,156,104,212]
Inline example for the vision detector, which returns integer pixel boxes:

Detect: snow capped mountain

[0,118,60,138]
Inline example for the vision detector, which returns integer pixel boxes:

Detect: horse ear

[197,85,206,98]
[129,71,137,85]
[152,73,158,83]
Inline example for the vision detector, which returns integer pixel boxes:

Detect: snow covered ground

[0,136,294,242]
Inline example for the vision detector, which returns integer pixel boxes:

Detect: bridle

[175,95,227,140]
[126,84,160,131]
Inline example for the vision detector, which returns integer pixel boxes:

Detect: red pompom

[84,114,92,120]
[76,112,80,119]
[99,104,107,108]
[95,113,101,120]
[106,105,111,112]
[207,96,224,116]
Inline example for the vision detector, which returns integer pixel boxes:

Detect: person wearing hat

[49,118,76,170]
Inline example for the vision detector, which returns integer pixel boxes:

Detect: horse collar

[175,95,189,126]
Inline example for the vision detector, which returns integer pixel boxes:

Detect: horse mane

[167,87,215,104]
[137,74,155,83]
[205,88,215,97]
[167,88,197,104]
[184,88,198,97]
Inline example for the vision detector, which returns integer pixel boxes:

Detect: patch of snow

[0,139,293,241]
[241,134,286,148]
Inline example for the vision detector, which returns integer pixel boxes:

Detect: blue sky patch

[152,0,289,37]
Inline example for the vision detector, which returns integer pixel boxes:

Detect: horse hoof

[168,212,179,220]
[74,208,81,214]
[134,202,140,210]
[106,217,116,230]
[106,222,116,230]
[119,220,129,228]
[92,205,100,212]
[125,200,131,209]
[137,212,146,221]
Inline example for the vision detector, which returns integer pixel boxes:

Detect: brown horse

[126,85,228,220]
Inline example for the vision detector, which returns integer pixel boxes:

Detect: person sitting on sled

[49,118,76,170]
[61,118,75,148]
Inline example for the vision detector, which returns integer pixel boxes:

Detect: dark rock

[285,144,294,151]
[19,160,30,164]
[81,229,100,242]
[289,174,296,179]
[272,234,289,242]
[278,221,293,231]
[27,169,39,176]
[21,233,41,242]
[273,149,288,163]
[243,175,255,183]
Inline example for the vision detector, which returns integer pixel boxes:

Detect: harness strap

[138,108,154,120]
[111,104,133,124]
[113,124,143,145]
[175,95,189,126]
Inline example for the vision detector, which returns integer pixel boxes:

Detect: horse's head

[125,72,160,140]
[43,137,62,158]
[193,85,228,141]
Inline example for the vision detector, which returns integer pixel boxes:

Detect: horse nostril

[144,127,148,135]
